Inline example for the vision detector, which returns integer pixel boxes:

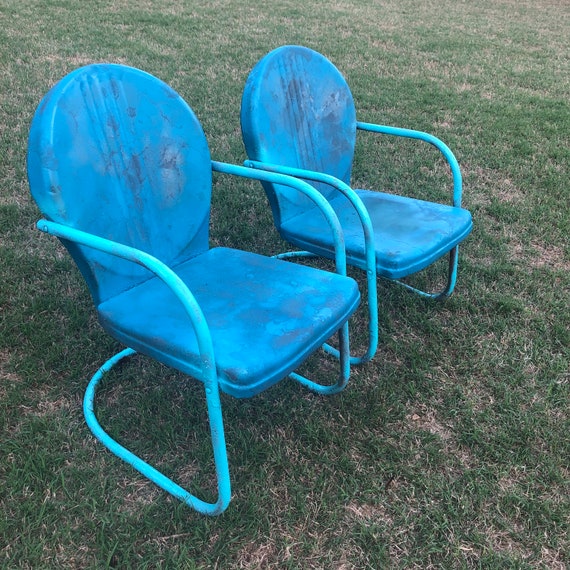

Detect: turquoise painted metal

[28,63,360,514]
[240,45,473,364]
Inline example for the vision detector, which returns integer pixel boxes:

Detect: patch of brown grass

[507,237,570,272]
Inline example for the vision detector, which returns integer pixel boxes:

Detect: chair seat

[98,247,360,398]
[280,190,473,279]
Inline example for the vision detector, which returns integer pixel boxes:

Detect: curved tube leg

[323,263,378,365]
[83,349,231,515]
[394,245,459,300]
[289,320,351,395]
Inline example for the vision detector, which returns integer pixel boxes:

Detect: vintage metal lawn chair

[241,45,473,364]
[27,63,360,515]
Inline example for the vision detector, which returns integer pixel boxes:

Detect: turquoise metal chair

[27,63,360,515]
[240,45,473,364]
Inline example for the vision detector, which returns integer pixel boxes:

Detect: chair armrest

[211,160,348,276]
[356,121,463,207]
[241,159,377,282]
[36,220,217,384]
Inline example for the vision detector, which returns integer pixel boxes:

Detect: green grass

[1,0,569,568]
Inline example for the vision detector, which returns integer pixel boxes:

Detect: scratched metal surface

[28,64,211,305]
[280,189,473,279]
[241,45,357,226]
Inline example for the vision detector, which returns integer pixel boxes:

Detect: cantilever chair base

[83,348,230,516]
[83,342,354,516]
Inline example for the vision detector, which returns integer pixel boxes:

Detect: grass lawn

[1,0,568,568]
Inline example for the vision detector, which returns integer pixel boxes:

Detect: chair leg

[289,320,351,395]
[393,245,460,300]
[323,262,378,365]
[274,251,379,365]
[83,348,232,515]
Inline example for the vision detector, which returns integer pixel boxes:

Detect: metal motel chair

[240,45,473,364]
[27,63,360,515]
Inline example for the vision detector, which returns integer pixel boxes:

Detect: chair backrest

[28,64,212,305]
[241,45,357,227]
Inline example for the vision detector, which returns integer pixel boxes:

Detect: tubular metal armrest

[211,160,353,389]
[356,121,463,207]
[37,220,217,377]
[212,160,348,276]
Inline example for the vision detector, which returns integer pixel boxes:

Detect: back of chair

[28,64,212,305]
[241,45,357,226]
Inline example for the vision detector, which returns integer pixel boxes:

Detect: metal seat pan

[281,190,473,279]
[98,247,360,398]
